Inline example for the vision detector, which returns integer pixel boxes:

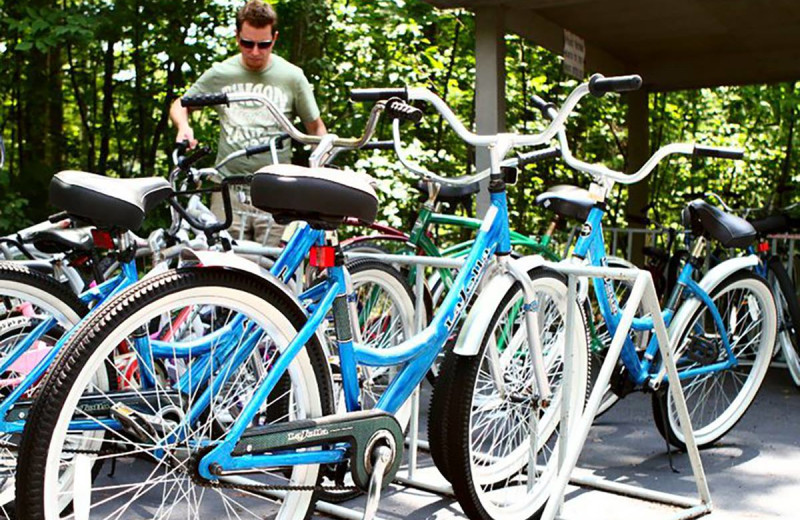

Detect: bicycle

[485,92,776,454]
[0,136,416,513]
[12,75,647,520]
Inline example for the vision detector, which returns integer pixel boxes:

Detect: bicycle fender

[660,255,760,372]
[453,255,548,357]
[179,248,333,358]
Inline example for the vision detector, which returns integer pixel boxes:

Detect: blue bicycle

[519,94,777,452]
[0,135,417,514]
[12,76,648,520]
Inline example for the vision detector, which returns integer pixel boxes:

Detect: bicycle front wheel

[439,269,590,520]
[652,270,776,449]
[16,267,334,520]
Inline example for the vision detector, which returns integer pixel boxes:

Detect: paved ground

[324,367,800,519]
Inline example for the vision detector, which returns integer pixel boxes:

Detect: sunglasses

[239,37,274,50]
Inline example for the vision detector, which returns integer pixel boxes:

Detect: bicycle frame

[195,190,515,477]
[575,206,734,387]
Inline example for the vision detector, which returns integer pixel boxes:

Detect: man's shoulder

[209,55,244,74]
[271,55,306,79]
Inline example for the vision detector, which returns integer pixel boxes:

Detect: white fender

[178,248,333,359]
[453,255,548,356]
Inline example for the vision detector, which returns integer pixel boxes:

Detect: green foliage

[0,0,797,237]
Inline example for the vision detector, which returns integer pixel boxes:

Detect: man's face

[237,22,277,71]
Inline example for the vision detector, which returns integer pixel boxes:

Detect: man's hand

[176,125,198,149]
[170,98,198,148]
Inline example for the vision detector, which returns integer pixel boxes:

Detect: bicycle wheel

[768,257,800,387]
[16,268,334,520]
[437,269,590,520]
[317,259,416,504]
[0,262,87,517]
[652,270,776,449]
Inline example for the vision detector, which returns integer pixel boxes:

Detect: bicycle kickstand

[362,445,392,520]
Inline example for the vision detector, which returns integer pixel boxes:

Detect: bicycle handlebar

[693,145,744,160]
[350,88,409,102]
[182,92,385,151]
[181,93,230,108]
[588,74,643,96]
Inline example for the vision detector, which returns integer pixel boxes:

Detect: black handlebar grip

[274,132,291,149]
[245,142,274,157]
[588,74,643,97]
[693,145,744,160]
[517,147,560,167]
[181,93,230,108]
[361,141,395,151]
[386,99,423,124]
[350,88,409,102]
[530,94,556,119]
[178,145,212,169]
[48,211,70,223]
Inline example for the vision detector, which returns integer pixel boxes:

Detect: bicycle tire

[437,269,590,520]
[16,267,334,520]
[651,270,776,449]
[0,262,88,518]
[767,257,800,387]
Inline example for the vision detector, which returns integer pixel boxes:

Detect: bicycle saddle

[25,227,94,254]
[534,185,595,221]
[251,164,378,229]
[50,171,173,231]
[749,214,791,236]
[682,200,756,248]
[414,179,480,204]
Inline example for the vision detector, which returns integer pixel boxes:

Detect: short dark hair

[236,0,278,33]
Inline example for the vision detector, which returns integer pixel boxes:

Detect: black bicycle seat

[682,200,756,248]
[251,164,378,229]
[749,214,791,236]
[535,185,595,221]
[414,180,481,204]
[25,227,94,255]
[50,171,173,231]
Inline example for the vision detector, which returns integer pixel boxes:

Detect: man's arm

[169,99,198,148]
[303,117,327,136]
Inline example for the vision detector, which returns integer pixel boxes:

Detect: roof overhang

[425,0,800,91]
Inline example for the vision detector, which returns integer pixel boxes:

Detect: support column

[624,89,649,265]
[474,7,506,217]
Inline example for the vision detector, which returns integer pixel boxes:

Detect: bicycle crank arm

[232,409,403,491]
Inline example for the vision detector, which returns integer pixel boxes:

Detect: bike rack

[308,254,712,520]
[545,261,712,520]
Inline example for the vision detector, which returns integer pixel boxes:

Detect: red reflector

[757,241,770,253]
[91,229,115,249]
[309,246,336,268]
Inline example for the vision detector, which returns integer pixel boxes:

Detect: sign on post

[563,30,585,79]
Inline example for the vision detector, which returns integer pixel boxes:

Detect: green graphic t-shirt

[185,54,320,175]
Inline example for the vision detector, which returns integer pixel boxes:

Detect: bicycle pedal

[110,403,176,441]
[362,445,392,520]
[233,409,403,490]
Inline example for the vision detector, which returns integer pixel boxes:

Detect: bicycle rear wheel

[16,267,334,520]
[652,270,776,449]
[768,257,800,387]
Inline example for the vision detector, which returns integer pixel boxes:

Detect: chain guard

[229,409,403,491]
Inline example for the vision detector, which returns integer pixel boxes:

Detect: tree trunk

[98,38,117,175]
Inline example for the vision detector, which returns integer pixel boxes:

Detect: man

[169,0,326,246]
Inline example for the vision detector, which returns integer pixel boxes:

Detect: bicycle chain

[0,441,359,493]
